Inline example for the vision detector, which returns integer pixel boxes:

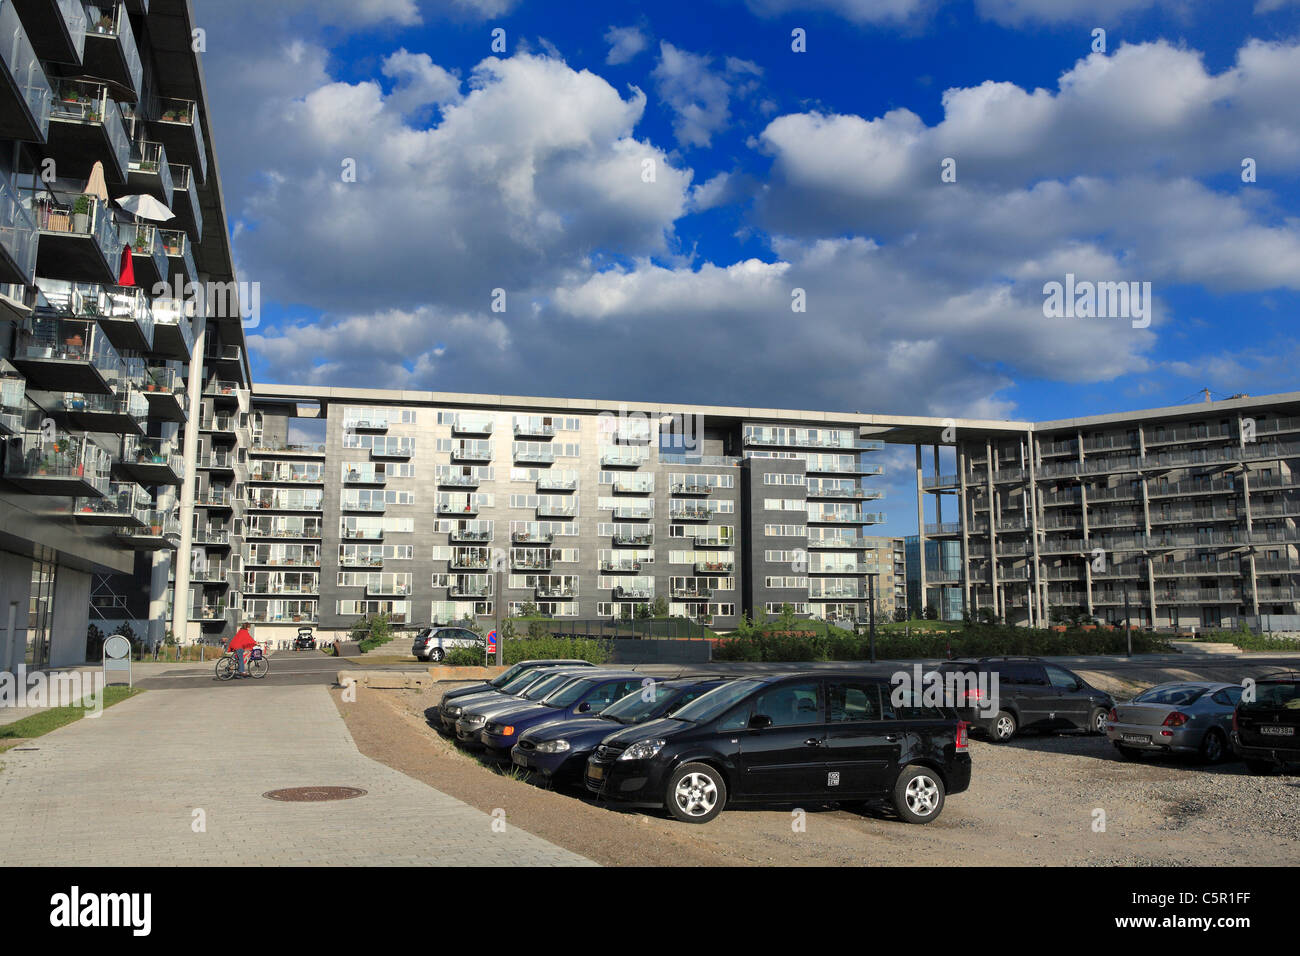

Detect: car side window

[1045,665,1080,690]
[587,680,640,708]
[717,704,750,732]
[1212,688,1243,706]
[1015,664,1049,686]
[750,682,821,727]
[883,688,946,720]
[827,681,882,722]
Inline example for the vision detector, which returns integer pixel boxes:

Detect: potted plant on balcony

[96,13,114,32]
[72,195,91,234]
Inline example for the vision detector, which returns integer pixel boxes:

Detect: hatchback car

[412,625,482,662]
[434,658,594,730]
[479,672,650,757]
[1106,681,1243,763]
[1232,674,1300,774]
[937,657,1113,742]
[585,672,971,825]
[512,678,730,783]
[454,669,595,746]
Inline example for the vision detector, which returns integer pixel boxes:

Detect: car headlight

[443,703,460,716]
[463,714,485,728]
[535,739,570,754]
[618,739,665,761]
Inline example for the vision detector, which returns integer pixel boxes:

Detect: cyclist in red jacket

[227,623,256,678]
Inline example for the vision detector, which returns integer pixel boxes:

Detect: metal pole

[868,574,877,662]
[1124,585,1132,657]
[494,568,502,665]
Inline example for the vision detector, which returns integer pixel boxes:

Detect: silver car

[1106,681,1244,763]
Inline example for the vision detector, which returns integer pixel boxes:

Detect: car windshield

[542,677,607,708]
[670,679,764,723]
[1240,681,1300,711]
[1133,685,1208,706]
[491,663,530,688]
[499,670,544,693]
[521,673,582,700]
[600,685,676,723]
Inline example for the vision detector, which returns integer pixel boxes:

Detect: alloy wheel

[673,772,718,817]
[904,774,940,817]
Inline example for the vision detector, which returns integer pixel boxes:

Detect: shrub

[443,647,485,667]
[1204,625,1300,652]
[355,613,393,653]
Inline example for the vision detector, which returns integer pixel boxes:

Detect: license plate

[1260,726,1295,737]
[588,764,605,780]
[512,751,529,767]
[1122,734,1150,744]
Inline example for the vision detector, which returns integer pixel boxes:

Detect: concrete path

[0,684,593,866]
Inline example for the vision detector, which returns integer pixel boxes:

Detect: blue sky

[195,0,1300,536]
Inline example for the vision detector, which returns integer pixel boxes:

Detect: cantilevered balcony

[12,313,123,393]
[695,560,736,574]
[512,417,554,438]
[82,2,142,101]
[670,479,713,495]
[511,528,552,544]
[0,0,53,144]
[160,228,196,285]
[135,361,186,422]
[121,221,168,288]
[612,504,652,521]
[32,191,122,282]
[613,530,653,546]
[117,509,180,549]
[150,297,193,360]
[537,501,577,518]
[536,473,577,492]
[47,79,130,180]
[451,414,493,435]
[437,472,476,489]
[4,427,111,496]
[449,580,491,599]
[512,442,553,464]
[167,163,202,241]
[148,97,206,182]
[70,480,148,527]
[451,440,491,462]
[115,435,183,486]
[87,283,154,352]
[511,552,552,572]
[192,527,231,547]
[367,436,413,459]
[195,487,233,511]
[449,550,490,570]
[669,504,712,521]
[58,387,147,435]
[438,499,479,516]
[11,0,87,67]
[205,378,239,405]
[601,449,647,468]
[0,364,24,436]
[0,174,38,285]
[449,526,492,543]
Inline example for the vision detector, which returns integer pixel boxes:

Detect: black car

[1232,674,1300,773]
[434,658,595,730]
[293,626,316,651]
[585,672,971,825]
[937,657,1114,743]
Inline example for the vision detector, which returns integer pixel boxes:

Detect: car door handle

[804,738,823,747]
[883,734,901,742]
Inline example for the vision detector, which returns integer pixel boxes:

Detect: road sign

[487,630,498,654]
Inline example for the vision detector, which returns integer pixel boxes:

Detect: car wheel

[892,765,946,824]
[1197,729,1227,764]
[1114,743,1142,761]
[1244,758,1275,775]
[665,762,727,824]
[429,647,444,663]
[991,710,1017,742]
[1089,707,1109,735]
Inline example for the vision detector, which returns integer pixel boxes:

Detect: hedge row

[713,624,1176,662]
[443,636,612,667]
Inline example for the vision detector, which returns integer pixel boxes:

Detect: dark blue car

[453,668,594,745]
[512,678,731,783]
[479,672,649,756]
[435,659,594,732]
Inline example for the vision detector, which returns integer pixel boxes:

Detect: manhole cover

[262,786,368,802]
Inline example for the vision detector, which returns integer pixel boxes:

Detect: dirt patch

[333,684,1300,866]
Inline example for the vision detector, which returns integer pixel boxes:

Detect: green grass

[0,686,142,747]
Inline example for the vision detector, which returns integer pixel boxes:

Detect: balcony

[82,2,142,100]
[672,586,712,600]
[47,79,130,180]
[12,0,87,68]
[248,491,323,512]
[12,314,123,393]
[807,535,872,549]
[449,552,490,570]
[513,444,554,464]
[32,191,122,282]
[451,441,492,462]
[536,474,577,492]
[115,435,183,486]
[137,362,186,422]
[195,450,234,474]
[189,566,232,586]
[613,530,653,546]
[537,502,577,518]
[809,509,885,524]
[535,584,575,599]
[437,472,476,489]
[451,414,494,435]
[511,529,551,544]
[0,364,24,435]
[450,527,492,543]
[600,558,643,573]
[609,423,653,445]
[340,525,383,541]
[250,442,325,457]
[150,297,193,360]
[123,141,175,209]
[148,97,206,182]
[342,411,388,431]
[612,504,652,521]
[438,501,478,516]
[199,414,237,438]
[695,561,735,574]
[601,450,647,468]
[167,163,202,240]
[117,509,180,549]
[92,284,154,352]
[669,505,712,521]
[745,430,883,451]
[195,488,233,510]
[192,528,231,547]
[812,459,880,476]
[4,428,111,496]
[0,0,52,144]
[121,221,168,288]
[0,174,37,287]
[670,480,712,495]
[69,480,148,527]
[189,603,234,624]
[368,437,413,459]
[160,229,196,285]
[449,582,491,599]
[512,554,552,572]
[58,387,147,435]
[512,418,554,438]
[205,379,239,404]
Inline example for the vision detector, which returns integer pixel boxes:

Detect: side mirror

[576,702,591,713]
[748,713,772,730]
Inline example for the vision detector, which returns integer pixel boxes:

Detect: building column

[1026,429,1044,627]
[171,311,208,643]
[986,439,998,619]
[1081,480,1094,617]
[914,444,926,616]
[957,445,970,617]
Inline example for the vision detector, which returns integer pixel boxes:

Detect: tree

[893,607,908,623]
[977,606,998,625]
[517,601,539,618]
[924,603,939,621]
[650,595,669,618]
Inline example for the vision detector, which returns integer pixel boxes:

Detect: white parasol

[115,193,176,222]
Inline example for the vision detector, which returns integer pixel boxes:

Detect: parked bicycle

[215,645,269,681]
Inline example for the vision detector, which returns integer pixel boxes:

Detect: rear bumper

[1106,723,1199,754]
[1232,733,1299,764]
[945,754,972,794]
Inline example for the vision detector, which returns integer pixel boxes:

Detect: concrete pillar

[914,444,926,616]
[171,312,208,642]
[957,445,970,616]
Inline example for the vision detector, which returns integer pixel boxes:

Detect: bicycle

[215,645,269,681]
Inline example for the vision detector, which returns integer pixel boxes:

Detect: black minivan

[1232,674,1300,773]
[584,672,970,824]
[937,657,1113,743]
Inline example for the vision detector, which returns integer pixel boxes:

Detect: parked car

[412,625,483,662]
[293,626,316,651]
[1232,673,1300,774]
[440,666,593,734]
[584,672,971,825]
[512,677,731,783]
[435,659,595,729]
[1106,681,1242,762]
[455,669,596,746]
[937,657,1113,742]
[480,672,650,757]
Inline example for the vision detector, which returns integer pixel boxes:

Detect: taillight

[1232,710,1239,731]
[964,688,983,703]
[955,721,969,752]
[1162,712,1189,728]
[1108,708,1117,722]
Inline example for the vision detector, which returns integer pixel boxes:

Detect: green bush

[1204,625,1300,652]
[443,647,485,667]
[354,613,394,653]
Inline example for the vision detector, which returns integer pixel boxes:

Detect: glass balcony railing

[60,387,147,420]
[151,297,195,352]
[452,414,494,435]
[126,509,180,539]
[601,449,647,468]
[0,173,37,285]
[15,313,125,383]
[154,96,207,181]
[0,0,53,141]
[31,188,122,268]
[0,364,24,435]
[159,228,195,281]
[167,163,202,237]
[50,79,130,176]
[73,480,149,523]
[4,427,111,493]
[122,434,184,478]
[86,1,143,96]
[121,220,168,277]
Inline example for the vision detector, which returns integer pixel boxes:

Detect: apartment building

[908,393,1300,630]
[0,0,249,668]
[234,385,889,640]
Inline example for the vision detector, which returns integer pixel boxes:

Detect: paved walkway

[0,684,592,866]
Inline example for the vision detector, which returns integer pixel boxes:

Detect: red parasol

[117,241,135,286]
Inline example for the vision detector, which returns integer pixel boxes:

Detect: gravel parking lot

[334,683,1298,866]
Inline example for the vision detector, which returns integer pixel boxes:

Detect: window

[751,682,821,727]
[1045,665,1080,690]
[827,681,881,721]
